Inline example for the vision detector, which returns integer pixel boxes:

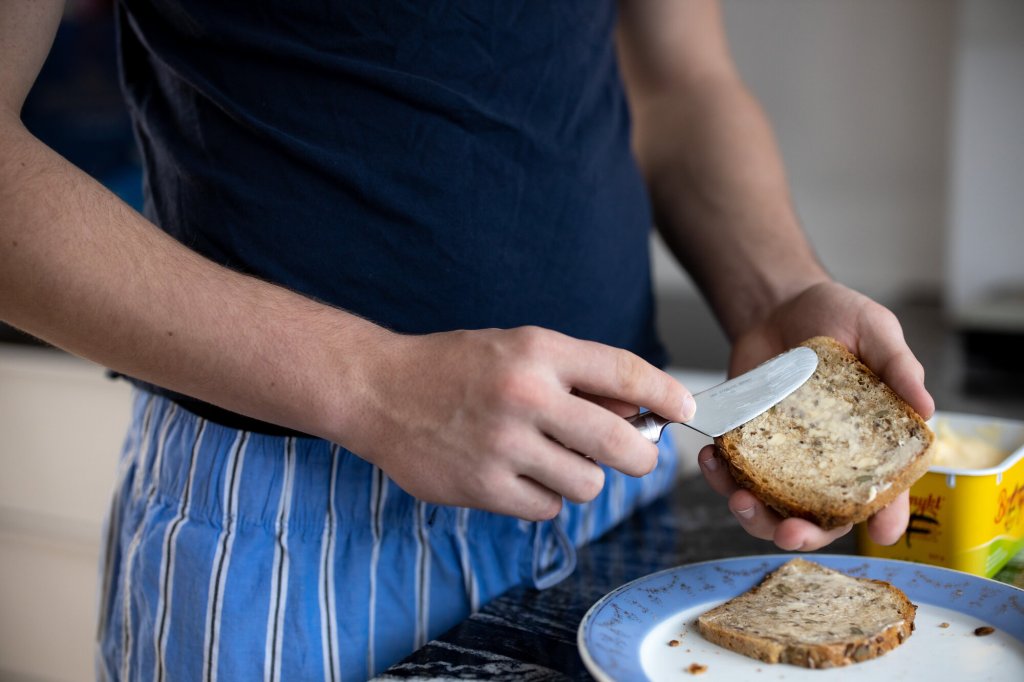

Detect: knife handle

[627,412,672,443]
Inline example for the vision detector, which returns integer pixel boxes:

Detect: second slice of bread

[714,336,934,529]
[697,558,917,668]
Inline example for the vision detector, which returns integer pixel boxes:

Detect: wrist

[719,258,831,342]
[306,316,399,447]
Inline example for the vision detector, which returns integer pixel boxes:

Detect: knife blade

[628,345,819,442]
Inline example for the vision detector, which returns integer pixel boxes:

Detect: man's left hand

[698,280,935,551]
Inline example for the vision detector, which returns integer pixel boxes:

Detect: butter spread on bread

[697,558,916,668]
[714,336,935,529]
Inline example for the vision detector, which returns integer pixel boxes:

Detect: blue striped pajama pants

[95,390,679,681]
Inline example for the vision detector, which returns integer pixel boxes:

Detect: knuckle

[633,441,660,476]
[605,418,636,453]
[482,425,519,458]
[512,325,550,359]
[579,465,606,501]
[600,421,653,475]
[613,349,645,395]
[459,463,498,502]
[914,359,926,381]
[538,495,563,521]
[563,464,605,504]
[490,369,545,413]
[522,494,562,522]
[662,378,686,415]
[868,302,903,335]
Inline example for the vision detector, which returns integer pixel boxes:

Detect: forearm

[0,117,387,441]
[632,75,829,340]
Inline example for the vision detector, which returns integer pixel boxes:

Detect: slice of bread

[714,336,934,529]
[697,558,916,668]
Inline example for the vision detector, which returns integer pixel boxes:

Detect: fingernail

[681,393,696,421]
[734,506,755,520]
[699,452,719,472]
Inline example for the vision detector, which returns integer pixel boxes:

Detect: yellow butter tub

[857,411,1024,577]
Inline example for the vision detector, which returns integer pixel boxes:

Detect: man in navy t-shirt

[1,1,934,679]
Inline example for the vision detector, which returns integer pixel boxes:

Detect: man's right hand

[341,326,695,521]
[1,1,691,524]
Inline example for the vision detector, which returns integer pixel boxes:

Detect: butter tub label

[858,466,1024,577]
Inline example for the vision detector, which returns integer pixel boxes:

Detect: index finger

[558,339,696,424]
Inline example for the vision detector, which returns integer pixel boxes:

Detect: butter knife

[629,346,818,442]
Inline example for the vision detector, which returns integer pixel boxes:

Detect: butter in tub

[931,419,1009,470]
[858,411,1024,578]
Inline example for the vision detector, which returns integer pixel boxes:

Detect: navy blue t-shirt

[117,0,667,431]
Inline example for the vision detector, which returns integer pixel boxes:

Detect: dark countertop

[374,473,855,681]
[377,467,1024,681]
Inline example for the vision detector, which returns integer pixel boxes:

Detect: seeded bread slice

[714,336,934,529]
[697,558,916,668]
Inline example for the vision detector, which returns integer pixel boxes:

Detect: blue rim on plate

[577,554,1024,682]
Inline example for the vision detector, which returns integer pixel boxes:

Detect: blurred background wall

[655,0,1022,377]
[1,1,1022,680]
[657,0,954,304]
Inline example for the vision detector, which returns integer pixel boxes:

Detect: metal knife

[628,346,819,442]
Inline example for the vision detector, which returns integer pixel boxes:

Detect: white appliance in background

[0,346,131,682]
[0,345,131,682]
[947,0,1024,337]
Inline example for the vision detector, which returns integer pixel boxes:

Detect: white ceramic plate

[578,554,1024,681]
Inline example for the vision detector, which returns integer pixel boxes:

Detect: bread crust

[697,558,917,668]
[714,336,934,529]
